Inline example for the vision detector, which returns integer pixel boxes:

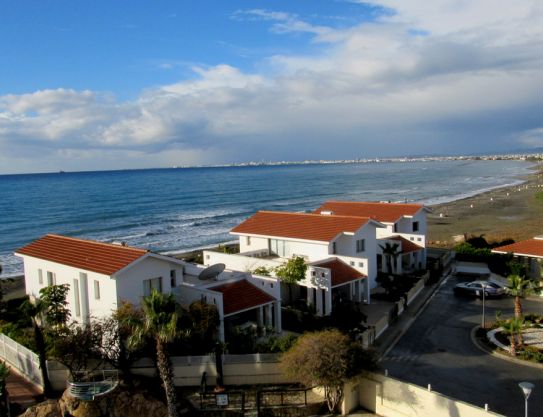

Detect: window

[73,279,81,317]
[143,277,162,296]
[332,242,337,254]
[46,271,56,286]
[170,270,176,288]
[393,223,398,233]
[270,239,290,257]
[413,221,419,232]
[246,236,251,246]
[94,280,100,300]
[38,269,43,285]
[358,262,364,268]
[356,239,365,253]
[350,261,355,266]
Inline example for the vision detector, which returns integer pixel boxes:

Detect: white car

[454,280,505,298]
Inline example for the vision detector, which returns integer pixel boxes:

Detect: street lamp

[481,285,486,329]
[519,381,535,417]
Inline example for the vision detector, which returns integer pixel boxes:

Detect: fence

[0,333,42,386]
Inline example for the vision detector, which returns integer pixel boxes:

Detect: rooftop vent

[320,210,334,215]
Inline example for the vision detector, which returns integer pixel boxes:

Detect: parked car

[453,280,505,298]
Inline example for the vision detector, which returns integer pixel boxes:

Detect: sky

[1,0,543,174]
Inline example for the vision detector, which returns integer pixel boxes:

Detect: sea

[0,159,535,278]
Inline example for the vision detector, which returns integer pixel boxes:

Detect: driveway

[381,275,543,417]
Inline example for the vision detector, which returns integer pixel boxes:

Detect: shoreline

[1,163,541,279]
[428,166,543,246]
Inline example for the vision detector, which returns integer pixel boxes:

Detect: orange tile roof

[389,236,424,253]
[492,239,543,258]
[15,234,148,275]
[231,211,371,242]
[210,279,276,316]
[313,259,366,287]
[315,201,425,223]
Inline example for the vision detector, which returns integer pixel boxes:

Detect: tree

[129,290,188,417]
[187,300,219,352]
[20,284,71,397]
[505,274,539,347]
[379,242,401,274]
[100,302,145,388]
[502,318,523,357]
[49,322,104,380]
[275,256,307,303]
[280,329,377,413]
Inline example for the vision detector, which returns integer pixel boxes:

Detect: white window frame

[356,239,365,253]
[47,271,56,286]
[38,269,43,285]
[94,280,101,300]
[143,277,162,297]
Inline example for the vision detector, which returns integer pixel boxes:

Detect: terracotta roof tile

[315,201,425,223]
[389,236,424,253]
[15,234,148,275]
[231,211,371,242]
[210,280,276,316]
[492,239,543,258]
[313,259,366,287]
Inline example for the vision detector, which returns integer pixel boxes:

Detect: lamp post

[481,285,486,329]
[519,381,535,417]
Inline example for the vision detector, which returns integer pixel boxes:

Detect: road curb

[470,326,543,370]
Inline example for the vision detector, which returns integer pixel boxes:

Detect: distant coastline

[1,151,542,177]
[0,158,534,278]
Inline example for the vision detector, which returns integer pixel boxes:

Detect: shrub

[519,346,543,363]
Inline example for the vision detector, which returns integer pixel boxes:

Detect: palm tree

[505,274,539,319]
[21,298,53,397]
[501,318,523,357]
[129,290,187,417]
[379,242,401,274]
[505,274,539,348]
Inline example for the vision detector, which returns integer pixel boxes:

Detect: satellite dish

[198,263,225,280]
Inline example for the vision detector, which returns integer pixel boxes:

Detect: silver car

[454,280,505,298]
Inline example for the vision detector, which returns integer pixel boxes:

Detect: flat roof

[315,201,426,223]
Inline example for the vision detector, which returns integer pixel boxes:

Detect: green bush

[454,242,514,276]
[519,346,543,363]
[256,333,299,353]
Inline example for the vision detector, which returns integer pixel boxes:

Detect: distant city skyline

[1,1,543,174]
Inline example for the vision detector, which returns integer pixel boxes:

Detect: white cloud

[1,1,543,173]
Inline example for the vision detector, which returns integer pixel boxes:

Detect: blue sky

[1,1,543,173]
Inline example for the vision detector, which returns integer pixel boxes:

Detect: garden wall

[130,353,290,387]
[343,371,505,417]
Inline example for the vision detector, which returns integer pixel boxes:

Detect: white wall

[238,235,269,253]
[346,372,504,417]
[114,256,184,306]
[19,255,117,321]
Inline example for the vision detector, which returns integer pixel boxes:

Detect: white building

[15,234,187,324]
[492,237,543,280]
[15,234,282,341]
[204,210,386,313]
[314,201,431,274]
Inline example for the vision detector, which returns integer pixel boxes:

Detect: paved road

[382,275,543,417]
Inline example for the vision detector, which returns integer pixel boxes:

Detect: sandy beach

[428,164,543,247]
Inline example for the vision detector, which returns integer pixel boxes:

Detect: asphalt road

[382,275,543,417]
